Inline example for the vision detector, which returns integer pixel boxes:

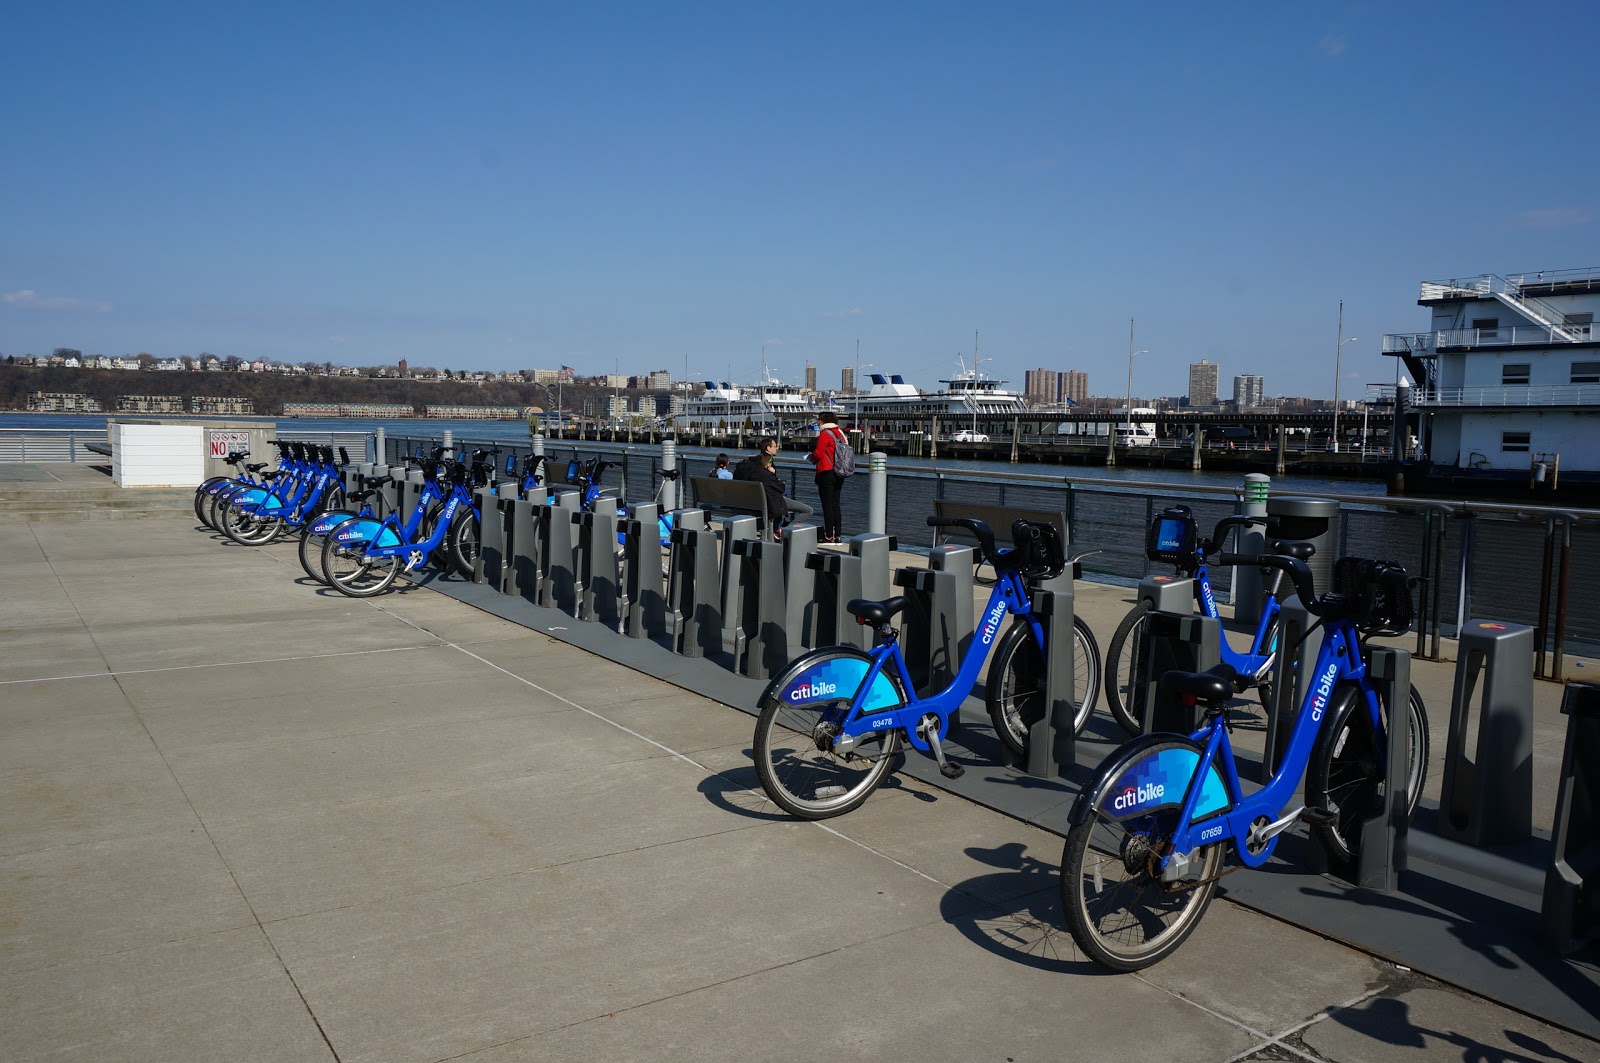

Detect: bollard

[510,490,546,602]
[781,524,820,653]
[1437,621,1536,847]
[660,438,678,513]
[806,545,869,651]
[1543,681,1600,954]
[867,451,888,534]
[715,515,760,649]
[1265,497,1338,598]
[540,489,583,612]
[668,509,722,658]
[1263,594,1321,778]
[733,535,787,678]
[530,433,545,459]
[622,501,667,640]
[1357,647,1413,891]
[893,544,974,696]
[1139,612,1222,734]
[1025,580,1078,779]
[442,429,453,460]
[374,427,385,465]
[1234,474,1271,624]
[579,497,623,629]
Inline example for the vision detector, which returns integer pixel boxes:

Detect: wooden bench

[931,499,1072,581]
[690,476,770,534]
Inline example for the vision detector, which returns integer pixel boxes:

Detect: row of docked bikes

[195,441,1432,972]
[193,439,675,598]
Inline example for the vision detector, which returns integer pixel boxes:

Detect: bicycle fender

[229,487,268,508]
[1069,734,1230,826]
[308,510,359,537]
[331,519,404,549]
[759,649,905,715]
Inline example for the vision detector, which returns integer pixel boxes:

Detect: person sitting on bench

[734,437,813,540]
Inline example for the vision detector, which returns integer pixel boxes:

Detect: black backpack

[732,456,762,481]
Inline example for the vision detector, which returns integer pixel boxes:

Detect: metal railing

[0,427,111,462]
[1412,384,1600,407]
[1383,324,1593,352]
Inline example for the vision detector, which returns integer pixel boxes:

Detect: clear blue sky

[3,2,1595,400]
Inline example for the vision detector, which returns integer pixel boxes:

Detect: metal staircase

[1489,275,1583,340]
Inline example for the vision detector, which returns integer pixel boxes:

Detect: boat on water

[851,368,1028,421]
[671,377,837,433]
[1384,266,1600,501]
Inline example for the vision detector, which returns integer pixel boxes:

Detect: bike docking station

[712,514,759,656]
[621,500,666,641]
[731,522,817,680]
[507,487,547,604]
[803,533,895,652]
[1024,560,1081,780]
[1437,620,1536,848]
[892,544,975,697]
[1545,681,1600,955]
[667,507,722,658]
[577,495,623,630]
[1135,575,1221,735]
[538,488,583,613]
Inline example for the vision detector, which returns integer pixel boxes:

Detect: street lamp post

[1123,317,1148,450]
[1332,300,1359,453]
[853,340,874,448]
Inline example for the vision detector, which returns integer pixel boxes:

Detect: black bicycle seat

[1158,666,1237,707]
[246,462,267,473]
[847,596,908,627]
[1268,539,1315,561]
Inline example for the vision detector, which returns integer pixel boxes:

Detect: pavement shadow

[938,841,1107,975]
[1321,994,1590,1062]
[698,759,926,822]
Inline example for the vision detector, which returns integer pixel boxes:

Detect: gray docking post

[715,515,760,648]
[893,544,975,696]
[850,532,895,601]
[1437,620,1536,847]
[401,468,425,526]
[1025,564,1079,779]
[622,502,666,640]
[807,546,868,651]
[1130,577,1199,734]
[1543,681,1600,954]
[1357,646,1413,891]
[509,490,546,602]
[1140,608,1221,735]
[540,489,583,613]
[578,496,622,629]
[667,509,722,658]
[782,524,820,654]
[472,485,501,586]
[732,534,788,679]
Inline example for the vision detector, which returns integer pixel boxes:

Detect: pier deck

[3,514,1596,1061]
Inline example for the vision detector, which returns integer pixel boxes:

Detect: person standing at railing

[806,418,849,543]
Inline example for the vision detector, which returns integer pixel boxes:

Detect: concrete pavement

[2,514,1596,1062]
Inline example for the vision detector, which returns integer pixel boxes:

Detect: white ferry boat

[852,369,1028,420]
[672,378,836,432]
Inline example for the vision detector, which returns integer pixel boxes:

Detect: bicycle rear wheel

[753,648,906,820]
[445,510,479,578]
[986,616,1102,758]
[1104,604,1152,736]
[1061,735,1224,971]
[321,522,402,597]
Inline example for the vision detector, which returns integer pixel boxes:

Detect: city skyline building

[1234,373,1264,408]
[841,366,854,393]
[805,363,817,392]
[1023,368,1059,404]
[1061,370,1088,405]
[1188,359,1219,407]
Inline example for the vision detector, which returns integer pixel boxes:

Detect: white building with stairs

[1383,268,1600,485]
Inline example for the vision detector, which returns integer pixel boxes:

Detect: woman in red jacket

[807,418,848,543]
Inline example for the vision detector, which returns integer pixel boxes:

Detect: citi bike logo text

[1113,782,1165,811]
[978,600,1006,646]
[1309,662,1339,722]
[1201,582,1217,617]
[787,679,838,702]
[336,528,365,542]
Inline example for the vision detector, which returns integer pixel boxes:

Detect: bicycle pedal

[1300,806,1337,825]
[939,762,965,780]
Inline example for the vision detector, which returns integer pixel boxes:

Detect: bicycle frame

[1145,622,1385,870]
[1189,560,1281,679]
[827,567,1043,752]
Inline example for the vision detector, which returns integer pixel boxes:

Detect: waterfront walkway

[3,513,1597,1061]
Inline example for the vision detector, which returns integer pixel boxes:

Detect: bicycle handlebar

[1217,552,1325,614]
[926,515,1002,565]
[1202,514,1266,555]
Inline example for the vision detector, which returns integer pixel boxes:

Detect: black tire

[221,495,280,546]
[1061,735,1224,971]
[315,484,346,518]
[753,648,906,820]
[320,519,402,597]
[985,617,1103,758]
[194,476,230,526]
[207,482,249,532]
[1306,683,1431,865]
[446,510,479,578]
[1104,603,1152,736]
[298,511,359,584]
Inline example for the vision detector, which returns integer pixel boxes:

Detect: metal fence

[0,427,110,462]
[384,433,1600,670]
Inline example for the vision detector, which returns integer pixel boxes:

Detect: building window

[1572,362,1600,385]
[1502,363,1531,386]
[1473,317,1500,341]
[1502,431,1531,453]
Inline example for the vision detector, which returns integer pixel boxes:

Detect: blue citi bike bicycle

[1061,548,1430,969]
[752,515,1101,819]
[320,457,480,597]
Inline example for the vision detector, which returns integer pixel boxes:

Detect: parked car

[950,429,990,443]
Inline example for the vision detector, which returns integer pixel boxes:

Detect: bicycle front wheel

[1306,683,1431,865]
[1104,604,1153,736]
[1061,735,1224,971]
[753,648,906,820]
[985,617,1102,758]
[321,521,402,597]
[446,510,479,579]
